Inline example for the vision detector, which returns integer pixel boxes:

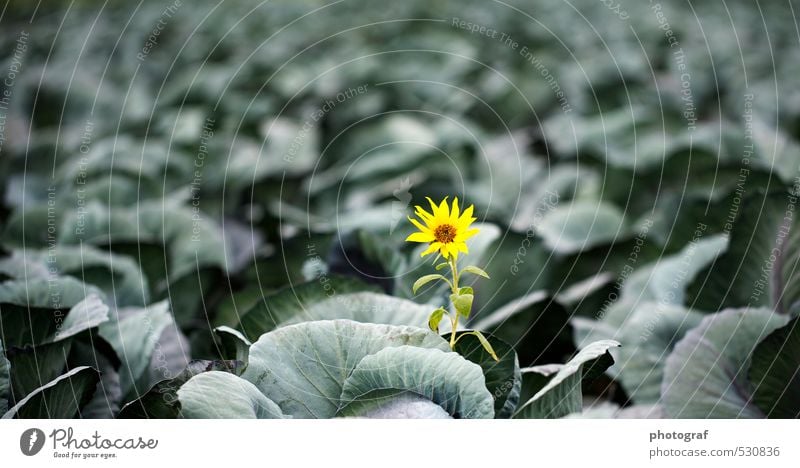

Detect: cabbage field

[1,0,799,419]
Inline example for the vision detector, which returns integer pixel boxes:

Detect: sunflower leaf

[451,287,474,319]
[412,274,450,294]
[462,265,490,279]
[428,308,447,333]
[469,330,499,362]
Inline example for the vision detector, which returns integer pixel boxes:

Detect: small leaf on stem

[412,274,450,294]
[462,265,491,279]
[428,308,447,333]
[471,330,500,362]
[450,286,474,319]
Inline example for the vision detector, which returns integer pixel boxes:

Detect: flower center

[434,224,457,244]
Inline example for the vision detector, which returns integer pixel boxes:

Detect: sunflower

[406,197,479,259]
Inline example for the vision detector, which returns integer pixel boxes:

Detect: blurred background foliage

[1,0,799,418]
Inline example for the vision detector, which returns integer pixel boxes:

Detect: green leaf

[621,234,728,306]
[241,320,449,418]
[147,320,191,391]
[6,294,110,401]
[413,274,449,294]
[0,250,50,280]
[8,341,74,404]
[556,272,615,307]
[749,317,800,418]
[662,308,788,418]
[99,300,174,400]
[213,326,251,366]
[453,331,520,418]
[0,277,104,347]
[337,390,451,418]
[69,339,122,419]
[275,292,452,333]
[472,291,573,366]
[327,229,409,295]
[306,115,437,200]
[2,366,99,419]
[575,302,704,404]
[118,360,242,418]
[199,118,317,195]
[542,107,681,172]
[470,330,499,361]
[537,201,628,254]
[44,294,110,343]
[618,304,704,404]
[470,231,551,315]
[338,346,494,418]
[178,371,286,419]
[258,117,319,176]
[686,192,800,313]
[17,245,150,307]
[59,201,232,280]
[213,285,266,329]
[53,135,181,186]
[450,286,474,319]
[435,262,449,271]
[0,339,9,414]
[514,340,620,419]
[428,308,447,333]
[518,365,562,408]
[461,265,490,279]
[0,276,102,309]
[237,276,377,341]
[274,200,400,234]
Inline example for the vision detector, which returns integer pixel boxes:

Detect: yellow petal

[458,204,474,224]
[455,228,480,242]
[455,220,475,236]
[406,231,435,243]
[455,241,469,253]
[426,197,440,218]
[450,243,461,258]
[451,197,460,220]
[408,216,431,234]
[438,197,450,219]
[414,206,434,223]
[445,244,459,260]
[420,242,441,257]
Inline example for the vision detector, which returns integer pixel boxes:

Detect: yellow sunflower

[406,197,479,259]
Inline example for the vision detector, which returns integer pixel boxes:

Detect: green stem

[452,331,470,346]
[449,255,460,349]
